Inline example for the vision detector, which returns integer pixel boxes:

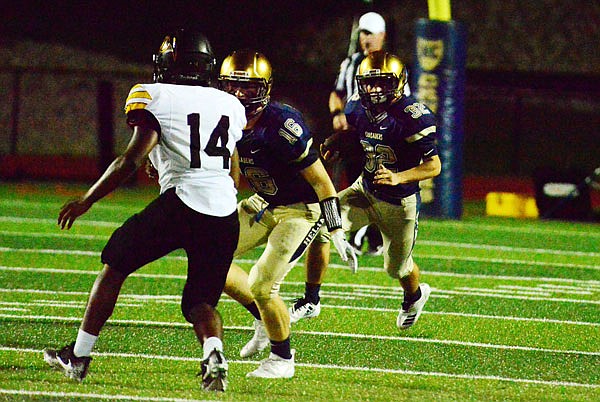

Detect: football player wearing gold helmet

[323,50,440,331]
[217,50,357,378]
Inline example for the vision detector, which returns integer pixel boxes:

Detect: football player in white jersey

[43,29,245,392]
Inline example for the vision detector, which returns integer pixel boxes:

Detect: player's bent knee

[386,265,400,279]
[386,256,414,279]
[182,302,213,324]
[181,285,217,323]
[248,277,278,302]
[102,264,128,280]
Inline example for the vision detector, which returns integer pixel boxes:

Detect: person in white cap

[330,12,387,133]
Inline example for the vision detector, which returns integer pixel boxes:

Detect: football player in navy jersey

[322,50,441,330]
[217,50,357,378]
[43,29,244,392]
[289,12,411,323]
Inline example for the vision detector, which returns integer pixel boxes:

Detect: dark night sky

[2,1,376,64]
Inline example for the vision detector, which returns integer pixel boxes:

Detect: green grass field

[1,182,599,401]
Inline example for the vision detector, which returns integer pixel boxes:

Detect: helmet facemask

[219,76,271,118]
[357,73,401,113]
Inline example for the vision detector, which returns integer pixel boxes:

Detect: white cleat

[246,349,295,378]
[289,298,321,324]
[240,319,270,358]
[397,283,431,330]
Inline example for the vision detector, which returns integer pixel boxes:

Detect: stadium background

[1,0,598,207]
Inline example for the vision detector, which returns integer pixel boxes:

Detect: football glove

[331,229,358,274]
[320,132,342,161]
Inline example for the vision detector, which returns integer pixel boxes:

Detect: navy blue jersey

[345,94,438,204]
[237,102,320,206]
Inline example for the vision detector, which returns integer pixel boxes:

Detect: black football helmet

[218,50,272,118]
[356,50,407,112]
[153,28,216,86]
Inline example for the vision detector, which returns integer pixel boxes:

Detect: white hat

[358,12,386,34]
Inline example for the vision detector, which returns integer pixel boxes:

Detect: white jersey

[125,83,246,216]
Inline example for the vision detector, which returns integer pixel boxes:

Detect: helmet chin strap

[243,95,270,119]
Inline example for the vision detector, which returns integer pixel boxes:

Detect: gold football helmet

[356,50,407,110]
[219,50,273,118]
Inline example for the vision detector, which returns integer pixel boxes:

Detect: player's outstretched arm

[58,126,158,230]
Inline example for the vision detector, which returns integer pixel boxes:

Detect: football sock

[202,337,223,359]
[270,337,292,360]
[305,283,321,304]
[404,286,422,305]
[73,329,97,357]
[244,302,262,320]
[366,224,383,249]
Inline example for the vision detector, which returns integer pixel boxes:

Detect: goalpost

[415,0,466,219]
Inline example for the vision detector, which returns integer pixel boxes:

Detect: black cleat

[43,342,91,381]
[199,348,228,392]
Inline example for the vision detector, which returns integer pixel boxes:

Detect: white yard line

[417,254,600,271]
[426,220,600,238]
[3,288,595,327]
[0,230,107,240]
[0,216,120,228]
[1,346,598,389]
[0,300,141,308]
[2,244,599,272]
[4,213,600,238]
[436,288,600,304]
[421,240,600,258]
[413,270,600,284]
[0,307,29,312]
[0,247,102,257]
[0,389,207,402]
[3,262,599,287]
[3,225,600,258]
[1,314,597,356]
[0,199,138,211]
[498,285,592,295]
[2,265,599,306]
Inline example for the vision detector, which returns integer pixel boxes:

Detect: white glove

[331,229,358,274]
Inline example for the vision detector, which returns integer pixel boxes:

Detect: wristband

[330,109,344,118]
[319,196,343,231]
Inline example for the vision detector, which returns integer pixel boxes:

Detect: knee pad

[386,255,415,279]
